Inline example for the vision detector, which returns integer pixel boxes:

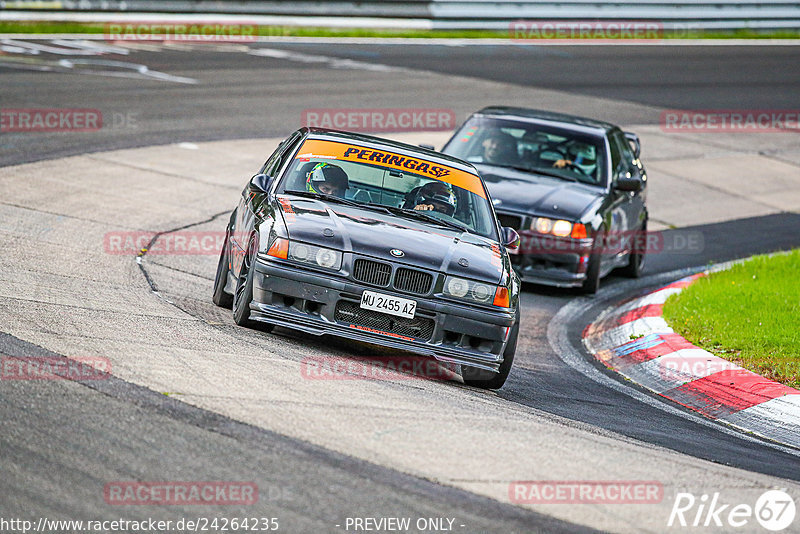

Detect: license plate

[360,290,417,319]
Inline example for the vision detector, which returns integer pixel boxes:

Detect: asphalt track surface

[2,41,800,532]
[2,42,800,167]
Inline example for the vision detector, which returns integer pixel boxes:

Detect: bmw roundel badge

[390,249,405,258]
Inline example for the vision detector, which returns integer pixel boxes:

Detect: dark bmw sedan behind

[442,107,649,293]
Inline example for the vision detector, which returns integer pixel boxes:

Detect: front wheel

[212,229,234,308]
[580,226,604,295]
[619,219,647,278]
[462,320,519,390]
[232,234,273,332]
[580,252,601,294]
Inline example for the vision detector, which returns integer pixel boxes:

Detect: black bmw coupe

[213,128,522,389]
[442,107,649,294]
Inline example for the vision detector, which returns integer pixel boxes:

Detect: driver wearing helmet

[306,162,349,198]
[553,143,597,178]
[412,181,457,216]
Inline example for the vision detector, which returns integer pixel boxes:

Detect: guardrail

[3,0,800,29]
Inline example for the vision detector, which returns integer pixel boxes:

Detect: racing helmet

[414,181,457,216]
[568,143,598,177]
[306,163,349,196]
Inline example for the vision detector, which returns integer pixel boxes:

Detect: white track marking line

[248,47,407,72]
[54,58,198,84]
[49,38,130,55]
[0,38,101,55]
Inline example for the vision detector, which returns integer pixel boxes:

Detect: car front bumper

[250,257,516,372]
[511,233,593,288]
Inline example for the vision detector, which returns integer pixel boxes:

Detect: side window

[262,131,303,177]
[609,135,622,178]
[614,132,635,166]
[610,131,635,180]
[260,141,285,176]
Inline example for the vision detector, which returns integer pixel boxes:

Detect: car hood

[276,195,506,283]
[478,166,604,220]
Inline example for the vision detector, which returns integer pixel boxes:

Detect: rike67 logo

[668,490,795,531]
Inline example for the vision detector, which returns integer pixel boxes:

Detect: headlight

[471,283,492,302]
[444,276,503,306]
[552,220,572,237]
[445,277,469,298]
[315,248,339,269]
[532,217,586,239]
[292,243,310,261]
[286,241,342,271]
[533,217,553,234]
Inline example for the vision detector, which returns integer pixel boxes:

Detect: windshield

[277,138,498,240]
[443,117,608,186]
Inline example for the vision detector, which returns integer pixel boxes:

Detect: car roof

[473,106,617,135]
[302,127,479,174]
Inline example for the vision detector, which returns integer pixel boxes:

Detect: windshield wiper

[285,190,398,215]
[382,206,471,234]
[508,165,579,182]
[285,190,364,207]
[286,190,470,233]
[478,162,584,183]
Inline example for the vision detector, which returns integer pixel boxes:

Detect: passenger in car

[480,131,520,165]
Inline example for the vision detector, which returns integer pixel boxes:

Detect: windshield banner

[295,139,486,198]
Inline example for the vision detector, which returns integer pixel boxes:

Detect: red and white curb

[583,273,800,449]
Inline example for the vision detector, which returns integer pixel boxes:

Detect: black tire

[619,218,647,278]
[233,235,259,328]
[580,252,601,294]
[212,228,234,308]
[462,320,519,390]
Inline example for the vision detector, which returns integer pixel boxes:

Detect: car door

[231,131,302,276]
[602,133,631,267]
[611,130,646,235]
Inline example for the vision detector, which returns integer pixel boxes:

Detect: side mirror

[502,226,521,252]
[249,173,273,194]
[615,176,643,192]
[624,131,641,159]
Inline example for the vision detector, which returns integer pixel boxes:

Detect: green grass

[2,21,800,39]
[663,250,800,389]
